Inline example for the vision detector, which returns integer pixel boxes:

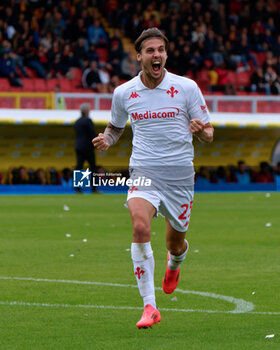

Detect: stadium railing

[0,92,280,113]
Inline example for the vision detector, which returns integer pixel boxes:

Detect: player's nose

[153,50,160,57]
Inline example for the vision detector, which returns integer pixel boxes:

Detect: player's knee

[133,220,150,242]
[166,240,186,256]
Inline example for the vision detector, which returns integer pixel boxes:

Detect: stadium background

[0,0,279,189]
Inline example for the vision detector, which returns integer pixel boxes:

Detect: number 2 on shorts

[178,201,193,227]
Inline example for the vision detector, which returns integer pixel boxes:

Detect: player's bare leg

[162,219,189,294]
[127,198,161,328]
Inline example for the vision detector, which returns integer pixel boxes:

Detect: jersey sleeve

[110,87,128,128]
[187,83,210,124]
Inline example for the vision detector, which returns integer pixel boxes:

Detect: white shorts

[127,187,194,232]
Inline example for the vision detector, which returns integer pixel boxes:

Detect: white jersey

[110,70,210,174]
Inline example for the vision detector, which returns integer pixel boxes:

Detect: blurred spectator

[11,166,28,184]
[109,29,124,53]
[143,3,160,26]
[82,60,103,92]
[109,38,124,76]
[0,50,23,86]
[19,40,46,78]
[108,74,121,93]
[28,168,37,184]
[69,18,88,41]
[48,167,60,185]
[216,63,236,95]
[87,44,99,63]
[0,172,4,184]
[250,67,270,95]
[60,44,74,78]
[98,62,111,92]
[215,166,228,184]
[35,168,47,185]
[121,52,140,79]
[253,161,274,183]
[208,65,219,92]
[234,161,251,184]
[2,40,29,77]
[195,166,210,185]
[264,66,280,95]
[60,168,73,187]
[88,19,108,47]
[73,37,88,70]
[275,162,280,184]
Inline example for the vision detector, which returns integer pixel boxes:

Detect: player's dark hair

[134,28,169,53]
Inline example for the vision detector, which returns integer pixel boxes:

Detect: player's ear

[136,53,142,62]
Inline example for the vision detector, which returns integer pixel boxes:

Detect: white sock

[168,240,189,270]
[131,242,156,309]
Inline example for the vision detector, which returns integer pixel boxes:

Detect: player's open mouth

[152,62,161,72]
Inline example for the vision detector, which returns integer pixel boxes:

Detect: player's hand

[189,119,205,136]
[92,133,110,151]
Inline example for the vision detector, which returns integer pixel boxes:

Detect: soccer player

[93,28,214,329]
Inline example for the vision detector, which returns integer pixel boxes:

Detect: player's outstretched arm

[189,119,214,143]
[92,122,124,151]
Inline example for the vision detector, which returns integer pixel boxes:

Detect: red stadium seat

[204,59,213,69]
[227,70,237,86]
[0,78,11,91]
[69,67,83,80]
[96,48,109,63]
[196,69,209,91]
[235,71,251,90]
[59,78,72,92]
[21,78,34,92]
[10,86,23,92]
[33,78,47,92]
[25,67,37,78]
[46,78,59,92]
[70,79,83,91]
[254,52,266,67]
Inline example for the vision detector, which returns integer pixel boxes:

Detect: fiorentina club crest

[167,86,178,98]
[135,266,145,279]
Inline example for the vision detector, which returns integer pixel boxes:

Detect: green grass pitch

[0,192,279,350]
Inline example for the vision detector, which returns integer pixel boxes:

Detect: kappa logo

[129,91,140,99]
[167,86,178,98]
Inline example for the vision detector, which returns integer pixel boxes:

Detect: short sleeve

[187,84,210,124]
[110,87,128,128]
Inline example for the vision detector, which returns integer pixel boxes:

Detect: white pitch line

[2,276,279,315]
[0,301,279,315]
